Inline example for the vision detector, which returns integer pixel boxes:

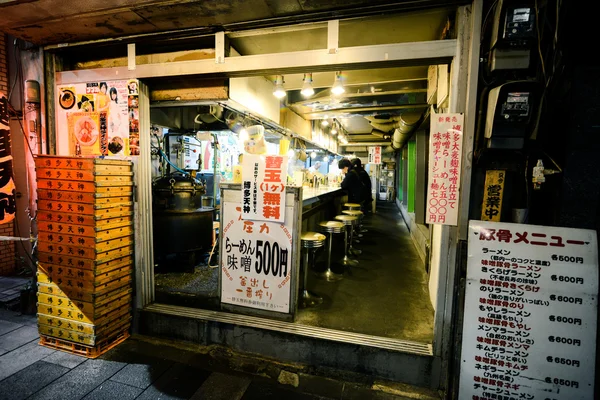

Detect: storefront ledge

[139,303,436,387]
[142,303,432,355]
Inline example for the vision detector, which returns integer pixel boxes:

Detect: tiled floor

[0,308,430,400]
[0,276,31,307]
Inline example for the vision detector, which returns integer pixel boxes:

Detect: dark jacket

[341,169,364,203]
[356,168,372,204]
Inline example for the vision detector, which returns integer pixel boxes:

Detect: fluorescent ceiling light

[300,73,314,97]
[273,75,286,98]
[331,71,345,96]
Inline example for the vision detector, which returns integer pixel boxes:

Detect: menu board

[459,220,598,400]
[220,200,293,313]
[426,112,464,226]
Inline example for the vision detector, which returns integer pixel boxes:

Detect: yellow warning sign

[481,170,505,222]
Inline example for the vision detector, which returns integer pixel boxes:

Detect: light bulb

[273,75,286,98]
[331,71,345,96]
[323,156,329,162]
[310,151,317,159]
[300,73,314,97]
[321,120,329,127]
[331,127,338,135]
[287,149,295,158]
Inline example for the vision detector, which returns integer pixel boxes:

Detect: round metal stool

[342,209,364,241]
[300,232,326,307]
[318,221,345,281]
[343,203,362,211]
[334,214,360,266]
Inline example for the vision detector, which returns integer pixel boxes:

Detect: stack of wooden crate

[34,155,134,358]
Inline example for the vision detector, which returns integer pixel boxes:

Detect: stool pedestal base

[301,290,324,307]
[318,269,344,282]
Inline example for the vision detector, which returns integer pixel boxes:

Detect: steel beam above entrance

[56,39,457,85]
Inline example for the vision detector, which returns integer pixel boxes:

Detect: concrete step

[137,304,441,395]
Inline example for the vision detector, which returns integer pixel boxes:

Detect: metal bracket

[327,20,339,54]
[216,32,225,64]
[127,43,136,71]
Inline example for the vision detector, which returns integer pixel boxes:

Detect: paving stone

[82,380,143,400]
[0,360,69,400]
[28,358,127,400]
[190,372,251,400]
[42,350,87,369]
[0,319,22,336]
[109,357,173,389]
[136,362,212,400]
[298,372,344,399]
[0,340,56,381]
[0,325,39,351]
[0,309,37,326]
[241,380,329,400]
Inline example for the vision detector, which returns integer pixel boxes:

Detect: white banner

[426,112,464,225]
[221,201,293,313]
[368,146,382,165]
[241,154,287,223]
[459,220,598,400]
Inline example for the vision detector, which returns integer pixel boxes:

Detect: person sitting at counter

[338,158,364,204]
[352,158,372,214]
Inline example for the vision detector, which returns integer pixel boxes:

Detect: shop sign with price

[220,200,293,313]
[459,220,598,400]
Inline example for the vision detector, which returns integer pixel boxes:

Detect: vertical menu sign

[368,146,382,165]
[426,113,464,225]
[241,154,287,223]
[460,221,598,400]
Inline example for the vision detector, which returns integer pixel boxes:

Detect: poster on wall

[241,154,288,223]
[0,92,16,224]
[56,79,138,156]
[220,201,293,313]
[425,112,464,225]
[459,220,598,400]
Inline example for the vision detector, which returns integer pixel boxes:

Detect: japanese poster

[481,170,506,221]
[0,92,16,224]
[241,154,288,223]
[221,200,294,313]
[56,79,138,156]
[368,146,382,165]
[426,112,464,225]
[459,220,598,400]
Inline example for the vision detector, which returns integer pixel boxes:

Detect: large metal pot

[152,173,205,211]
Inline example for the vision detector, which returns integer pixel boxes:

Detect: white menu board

[460,220,598,400]
[368,146,382,164]
[241,154,287,223]
[221,200,294,313]
[426,112,464,226]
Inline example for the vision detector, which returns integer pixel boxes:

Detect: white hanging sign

[459,220,598,400]
[425,112,464,225]
[221,201,293,313]
[241,154,287,223]
[368,146,382,164]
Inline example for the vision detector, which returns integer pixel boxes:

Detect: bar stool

[334,214,360,266]
[300,232,326,307]
[318,221,345,281]
[343,203,361,211]
[342,209,365,244]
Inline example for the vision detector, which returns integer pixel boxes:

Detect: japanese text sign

[481,170,506,222]
[368,146,382,165]
[221,200,293,313]
[0,92,16,225]
[241,154,288,223]
[459,220,598,400]
[426,112,464,226]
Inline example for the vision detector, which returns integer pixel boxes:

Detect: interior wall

[229,76,281,124]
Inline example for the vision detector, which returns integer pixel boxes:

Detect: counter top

[301,186,343,205]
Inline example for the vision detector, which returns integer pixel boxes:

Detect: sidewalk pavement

[0,308,438,400]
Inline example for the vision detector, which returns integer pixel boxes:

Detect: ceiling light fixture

[323,156,330,162]
[310,151,317,159]
[321,120,329,127]
[331,71,345,96]
[300,73,314,97]
[273,75,286,99]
